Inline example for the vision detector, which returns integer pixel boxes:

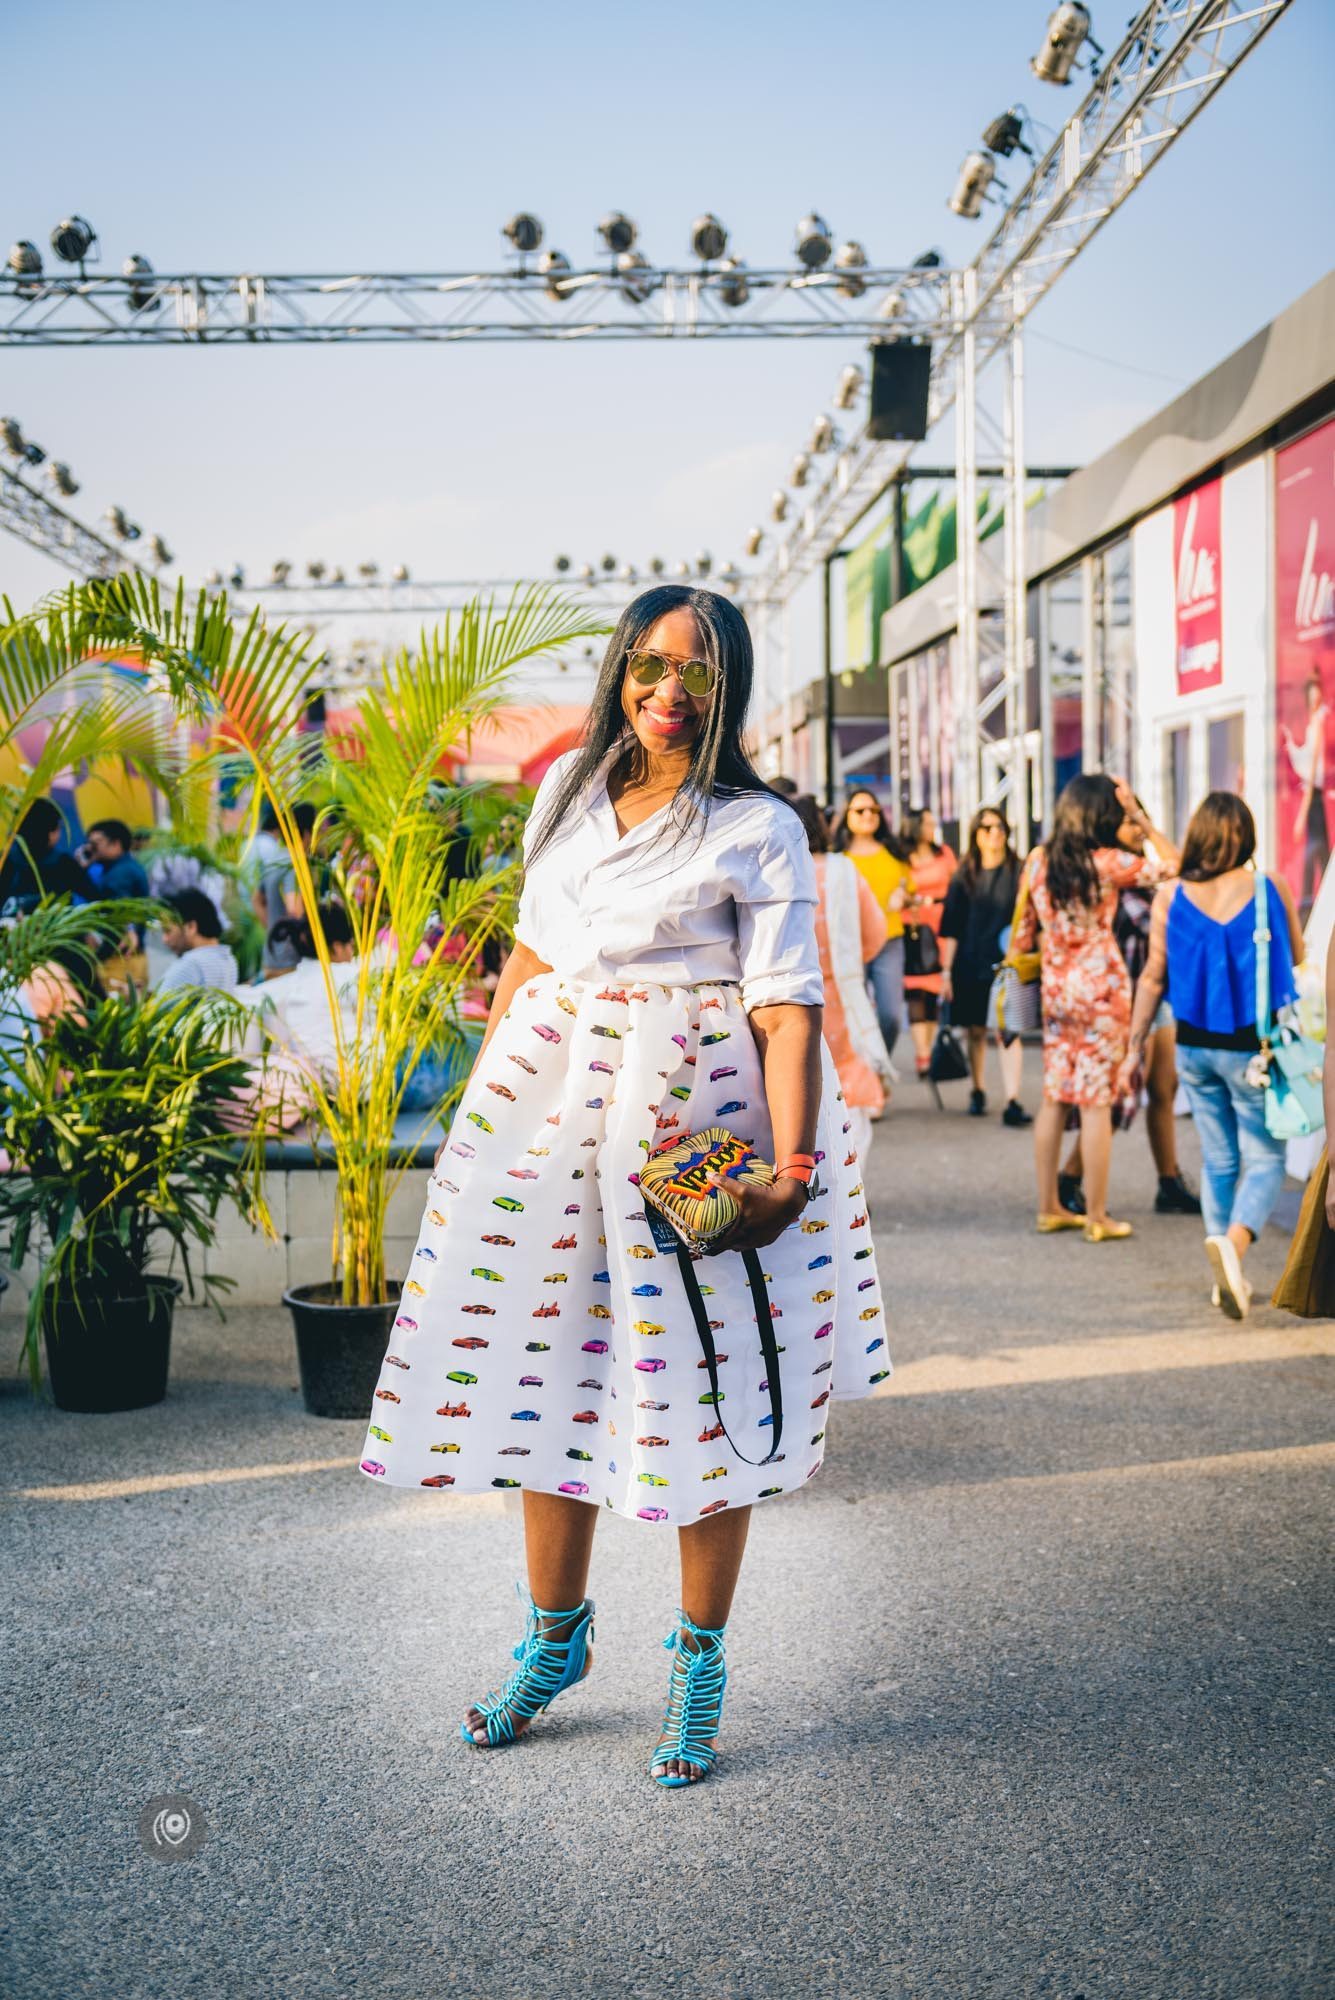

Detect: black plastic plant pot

[284,1281,402,1420]
[42,1275,182,1413]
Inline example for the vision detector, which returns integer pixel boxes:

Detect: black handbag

[903,921,941,979]
[928,1004,970,1084]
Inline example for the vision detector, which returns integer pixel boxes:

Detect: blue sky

[6,0,1333,676]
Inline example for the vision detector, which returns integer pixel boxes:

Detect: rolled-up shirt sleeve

[732,809,824,1012]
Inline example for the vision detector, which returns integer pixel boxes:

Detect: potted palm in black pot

[0,983,272,1411]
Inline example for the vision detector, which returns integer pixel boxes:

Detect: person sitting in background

[1117,792,1303,1319]
[790,794,893,1163]
[233,902,362,1088]
[156,889,239,995]
[252,801,319,978]
[82,819,150,901]
[0,798,92,914]
[902,806,957,1079]
[79,818,151,992]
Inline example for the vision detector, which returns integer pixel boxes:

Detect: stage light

[794,214,833,269]
[578,564,595,583]
[104,505,129,537]
[912,248,944,270]
[1031,3,1100,84]
[695,550,712,576]
[357,561,380,579]
[205,569,223,587]
[50,216,97,267]
[539,250,574,300]
[690,214,728,262]
[648,557,666,575]
[270,560,292,585]
[717,561,738,582]
[600,554,617,573]
[554,554,572,572]
[616,250,655,303]
[328,566,346,585]
[599,212,638,255]
[305,560,326,582]
[392,564,410,582]
[718,258,749,308]
[228,563,244,587]
[744,526,764,557]
[982,108,1033,157]
[502,213,544,253]
[833,241,867,299]
[770,491,789,522]
[122,254,157,311]
[673,560,691,578]
[47,462,78,496]
[790,453,811,488]
[618,563,638,583]
[833,365,863,410]
[148,535,173,566]
[3,417,30,454]
[22,440,45,466]
[123,522,141,541]
[809,413,836,454]
[7,241,42,281]
[877,289,907,323]
[949,152,997,219]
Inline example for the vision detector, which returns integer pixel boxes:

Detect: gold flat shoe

[1036,1212,1085,1233]
[1083,1219,1134,1242]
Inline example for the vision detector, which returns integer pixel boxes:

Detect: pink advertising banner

[1275,417,1335,917]
[1172,476,1224,694]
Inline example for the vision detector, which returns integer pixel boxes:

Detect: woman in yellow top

[833,788,913,1064]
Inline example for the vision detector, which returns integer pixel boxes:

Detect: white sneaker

[1205,1236,1252,1321]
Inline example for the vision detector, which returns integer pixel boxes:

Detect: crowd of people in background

[1,764,1312,1322]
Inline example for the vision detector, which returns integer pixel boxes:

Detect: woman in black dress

[938,806,1030,1125]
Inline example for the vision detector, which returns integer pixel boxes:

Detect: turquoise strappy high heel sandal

[461,1584,595,1748]
[649,1609,728,1788]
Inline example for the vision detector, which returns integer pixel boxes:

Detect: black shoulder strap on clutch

[671,1238,784,1468]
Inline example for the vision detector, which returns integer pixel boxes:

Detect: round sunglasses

[626,649,720,698]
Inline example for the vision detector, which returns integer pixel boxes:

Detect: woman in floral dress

[1013,773,1175,1242]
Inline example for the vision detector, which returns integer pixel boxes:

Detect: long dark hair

[1179,791,1256,881]
[525,586,779,863]
[956,804,1019,893]
[1045,773,1125,909]
[904,806,942,857]
[789,794,830,855]
[832,787,909,861]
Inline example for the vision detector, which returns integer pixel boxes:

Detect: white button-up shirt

[514,749,823,1012]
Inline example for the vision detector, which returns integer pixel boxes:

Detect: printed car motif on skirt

[355,974,889,1525]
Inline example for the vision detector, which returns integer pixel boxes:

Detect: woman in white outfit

[357,587,889,1788]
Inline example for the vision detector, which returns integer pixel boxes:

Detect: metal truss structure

[233,575,731,620]
[746,0,1295,821]
[0,263,961,347]
[0,465,147,581]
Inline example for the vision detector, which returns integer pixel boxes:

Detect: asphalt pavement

[1,1051,1332,2000]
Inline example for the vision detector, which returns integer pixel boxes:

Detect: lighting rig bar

[0,266,962,347]
[234,577,737,617]
[746,0,1295,607]
[0,465,148,580]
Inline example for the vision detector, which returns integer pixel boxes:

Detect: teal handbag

[1253,873,1323,1141]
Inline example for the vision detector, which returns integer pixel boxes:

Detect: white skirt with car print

[357,974,890,1526]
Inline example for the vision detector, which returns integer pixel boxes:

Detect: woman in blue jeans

[1118,792,1304,1319]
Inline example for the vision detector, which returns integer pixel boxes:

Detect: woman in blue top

[1118,792,1304,1319]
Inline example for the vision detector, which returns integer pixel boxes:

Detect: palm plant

[8,576,608,1307]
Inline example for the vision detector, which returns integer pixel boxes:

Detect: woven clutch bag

[638,1126,774,1250]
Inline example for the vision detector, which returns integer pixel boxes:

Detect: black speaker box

[868,342,932,441]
